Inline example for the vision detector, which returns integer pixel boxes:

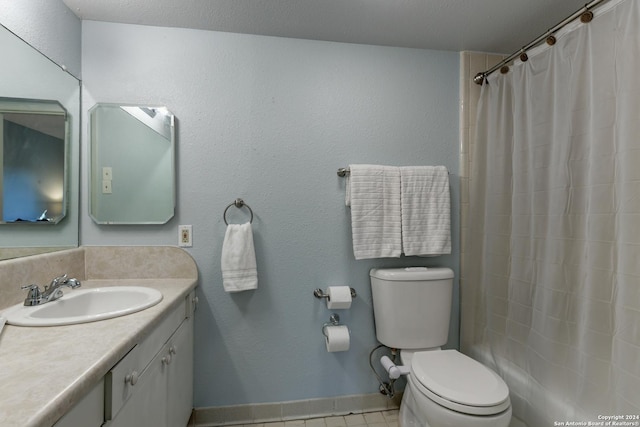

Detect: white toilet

[370,267,512,427]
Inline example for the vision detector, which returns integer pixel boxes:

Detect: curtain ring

[500,65,510,74]
[580,9,594,23]
[519,50,529,62]
[546,31,556,45]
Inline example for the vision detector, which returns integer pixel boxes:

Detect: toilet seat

[410,350,510,416]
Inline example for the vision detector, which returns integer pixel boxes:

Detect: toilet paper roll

[326,286,352,309]
[324,325,350,352]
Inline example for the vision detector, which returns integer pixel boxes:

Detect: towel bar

[337,166,449,177]
[223,198,254,225]
[337,168,350,177]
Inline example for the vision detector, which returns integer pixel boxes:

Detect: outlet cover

[178,225,193,247]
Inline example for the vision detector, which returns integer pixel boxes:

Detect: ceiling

[62,0,588,54]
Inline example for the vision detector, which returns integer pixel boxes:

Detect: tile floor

[229,410,399,427]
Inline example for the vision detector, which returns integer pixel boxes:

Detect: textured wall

[0,0,81,78]
[81,21,459,407]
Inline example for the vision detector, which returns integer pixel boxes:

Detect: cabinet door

[166,315,194,427]
[104,290,195,427]
[104,348,168,427]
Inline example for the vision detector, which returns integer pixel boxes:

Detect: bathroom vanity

[0,246,198,427]
[54,286,196,427]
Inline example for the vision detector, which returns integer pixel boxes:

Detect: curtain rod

[473,0,610,85]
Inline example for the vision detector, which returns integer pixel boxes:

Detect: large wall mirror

[0,24,80,259]
[1,98,68,224]
[90,104,175,224]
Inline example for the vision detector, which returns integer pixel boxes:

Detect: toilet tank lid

[370,267,454,281]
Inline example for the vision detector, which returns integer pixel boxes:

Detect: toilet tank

[370,267,454,349]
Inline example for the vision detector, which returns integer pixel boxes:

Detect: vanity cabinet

[105,290,196,427]
[54,289,196,427]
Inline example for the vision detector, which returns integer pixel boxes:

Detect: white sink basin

[2,286,163,326]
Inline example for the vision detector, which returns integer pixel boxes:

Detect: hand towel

[348,164,402,259]
[221,222,258,292]
[400,166,451,256]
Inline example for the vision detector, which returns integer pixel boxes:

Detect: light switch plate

[102,180,112,194]
[102,166,113,180]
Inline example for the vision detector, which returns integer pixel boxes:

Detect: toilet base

[399,376,512,427]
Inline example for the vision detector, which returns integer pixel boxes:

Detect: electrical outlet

[178,225,193,247]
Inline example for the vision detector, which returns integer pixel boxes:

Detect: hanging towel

[400,166,451,256]
[348,164,402,259]
[221,222,258,292]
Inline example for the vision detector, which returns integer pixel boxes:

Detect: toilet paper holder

[322,313,343,337]
[313,287,357,300]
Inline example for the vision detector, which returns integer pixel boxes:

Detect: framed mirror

[1,98,68,224]
[0,24,80,259]
[89,103,175,224]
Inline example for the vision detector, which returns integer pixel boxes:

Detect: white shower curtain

[463,0,640,425]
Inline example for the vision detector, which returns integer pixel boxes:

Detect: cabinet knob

[125,371,139,386]
[162,354,172,365]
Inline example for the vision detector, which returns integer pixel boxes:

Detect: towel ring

[223,198,254,225]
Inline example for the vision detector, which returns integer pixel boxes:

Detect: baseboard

[192,392,402,427]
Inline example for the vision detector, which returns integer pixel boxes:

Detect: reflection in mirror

[90,104,175,224]
[0,24,80,260]
[1,98,68,224]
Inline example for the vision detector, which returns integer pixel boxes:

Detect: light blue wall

[0,0,81,78]
[81,21,460,407]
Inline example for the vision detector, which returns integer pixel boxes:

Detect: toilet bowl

[399,349,511,427]
[369,267,512,427]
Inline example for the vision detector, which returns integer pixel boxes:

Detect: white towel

[348,164,402,259]
[221,223,258,292]
[400,166,451,256]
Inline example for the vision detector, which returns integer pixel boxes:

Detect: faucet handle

[21,284,42,306]
[66,278,81,288]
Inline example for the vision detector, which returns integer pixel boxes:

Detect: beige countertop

[0,278,198,427]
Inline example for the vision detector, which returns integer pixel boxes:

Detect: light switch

[102,166,113,180]
[102,180,112,194]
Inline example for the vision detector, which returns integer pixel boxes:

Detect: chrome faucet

[21,274,82,306]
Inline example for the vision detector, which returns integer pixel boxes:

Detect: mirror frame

[89,103,176,225]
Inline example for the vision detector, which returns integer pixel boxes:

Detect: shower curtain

[462,0,640,425]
